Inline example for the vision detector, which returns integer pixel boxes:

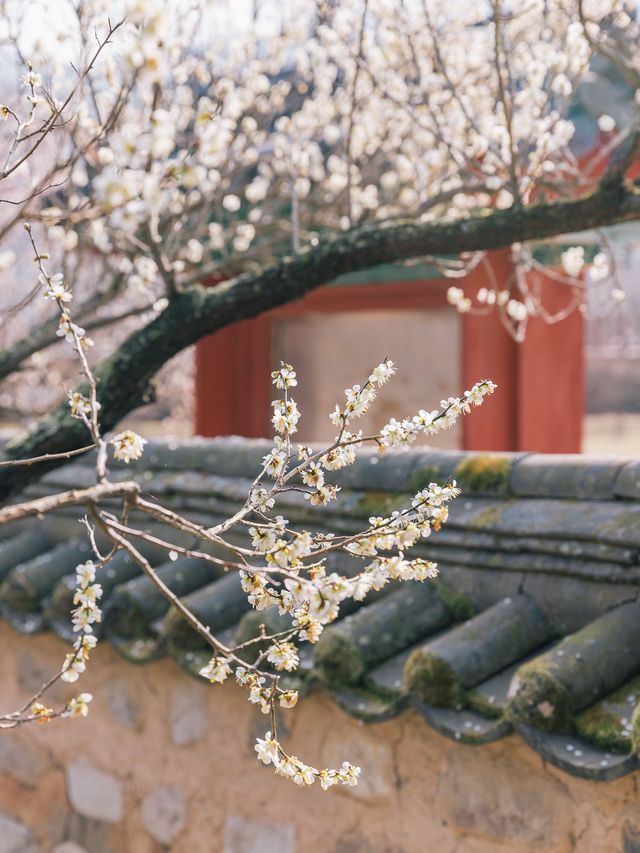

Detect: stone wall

[1,623,640,853]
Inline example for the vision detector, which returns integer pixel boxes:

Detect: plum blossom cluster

[69,561,103,638]
[112,430,147,464]
[193,360,495,787]
[379,382,497,449]
[0,0,633,402]
[561,246,611,283]
[29,692,93,725]
[447,285,529,325]
[255,730,361,790]
[44,557,101,724]
[11,0,636,771]
[51,557,102,728]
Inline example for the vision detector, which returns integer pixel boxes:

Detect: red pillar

[462,250,519,450]
[194,316,271,437]
[518,275,584,452]
[461,251,583,453]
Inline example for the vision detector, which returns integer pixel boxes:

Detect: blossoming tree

[0,0,639,786]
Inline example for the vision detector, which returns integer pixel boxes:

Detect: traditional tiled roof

[3,437,640,781]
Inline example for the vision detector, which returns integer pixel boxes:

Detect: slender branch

[0,443,95,468]
[94,513,234,655]
[0,20,124,181]
[492,1,521,206]
[344,0,369,226]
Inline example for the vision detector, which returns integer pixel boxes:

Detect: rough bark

[1,182,639,503]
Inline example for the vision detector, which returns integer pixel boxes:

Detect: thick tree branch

[1,181,640,503]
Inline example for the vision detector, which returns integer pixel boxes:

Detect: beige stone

[141,785,187,845]
[0,811,37,853]
[106,676,142,731]
[65,757,123,824]
[170,683,208,746]
[223,815,295,853]
[0,730,49,788]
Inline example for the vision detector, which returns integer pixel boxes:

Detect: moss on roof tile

[454,455,511,496]
[404,649,466,709]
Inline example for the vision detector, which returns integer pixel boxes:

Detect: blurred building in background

[195,252,584,454]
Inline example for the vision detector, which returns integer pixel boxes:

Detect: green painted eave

[330,262,444,286]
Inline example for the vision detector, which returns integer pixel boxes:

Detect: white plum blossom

[112,430,147,463]
[62,693,93,719]
[561,246,585,278]
[222,194,241,212]
[271,364,298,389]
[589,252,610,282]
[507,300,529,323]
[597,114,616,132]
[271,399,301,435]
[68,392,95,419]
[255,731,280,765]
[447,286,472,313]
[254,731,361,790]
[76,561,96,588]
[279,690,299,709]
[199,656,233,683]
[266,642,299,672]
[42,273,72,303]
[370,360,397,386]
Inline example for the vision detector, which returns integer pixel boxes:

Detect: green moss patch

[506,664,573,732]
[631,704,640,754]
[454,455,511,495]
[467,690,504,721]
[468,503,510,530]
[574,674,640,754]
[575,705,630,754]
[332,683,402,722]
[165,613,208,655]
[408,465,442,494]
[403,648,466,709]
[315,632,365,686]
[104,594,150,640]
[434,580,474,623]
[0,575,35,614]
[354,490,404,518]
